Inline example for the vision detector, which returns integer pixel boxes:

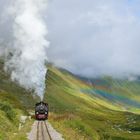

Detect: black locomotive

[35,102,48,120]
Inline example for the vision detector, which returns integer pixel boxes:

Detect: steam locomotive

[35,102,48,120]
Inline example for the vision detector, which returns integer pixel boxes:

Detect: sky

[1,0,140,77]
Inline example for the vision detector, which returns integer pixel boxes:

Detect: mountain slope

[80,77,140,113]
[0,59,37,139]
[1,58,140,140]
[45,66,140,140]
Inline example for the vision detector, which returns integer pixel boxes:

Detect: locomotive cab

[35,102,48,120]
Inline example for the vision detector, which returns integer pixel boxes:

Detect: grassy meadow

[1,58,140,140]
[45,66,140,140]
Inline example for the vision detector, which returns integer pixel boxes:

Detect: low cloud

[46,0,140,77]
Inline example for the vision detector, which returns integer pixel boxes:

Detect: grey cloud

[46,0,140,77]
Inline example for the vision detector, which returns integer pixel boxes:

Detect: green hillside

[45,66,140,140]
[0,59,37,140]
[1,59,140,140]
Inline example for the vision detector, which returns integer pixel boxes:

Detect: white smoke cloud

[3,0,49,100]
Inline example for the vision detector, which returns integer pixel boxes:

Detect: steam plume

[4,0,49,100]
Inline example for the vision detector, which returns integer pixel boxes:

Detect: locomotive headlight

[45,112,47,114]
[36,112,39,114]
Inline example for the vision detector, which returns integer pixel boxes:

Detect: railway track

[36,121,52,140]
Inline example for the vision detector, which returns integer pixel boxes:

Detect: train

[35,102,48,120]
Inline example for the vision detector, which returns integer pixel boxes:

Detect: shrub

[0,102,16,121]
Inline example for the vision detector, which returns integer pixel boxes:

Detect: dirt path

[27,121,64,140]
